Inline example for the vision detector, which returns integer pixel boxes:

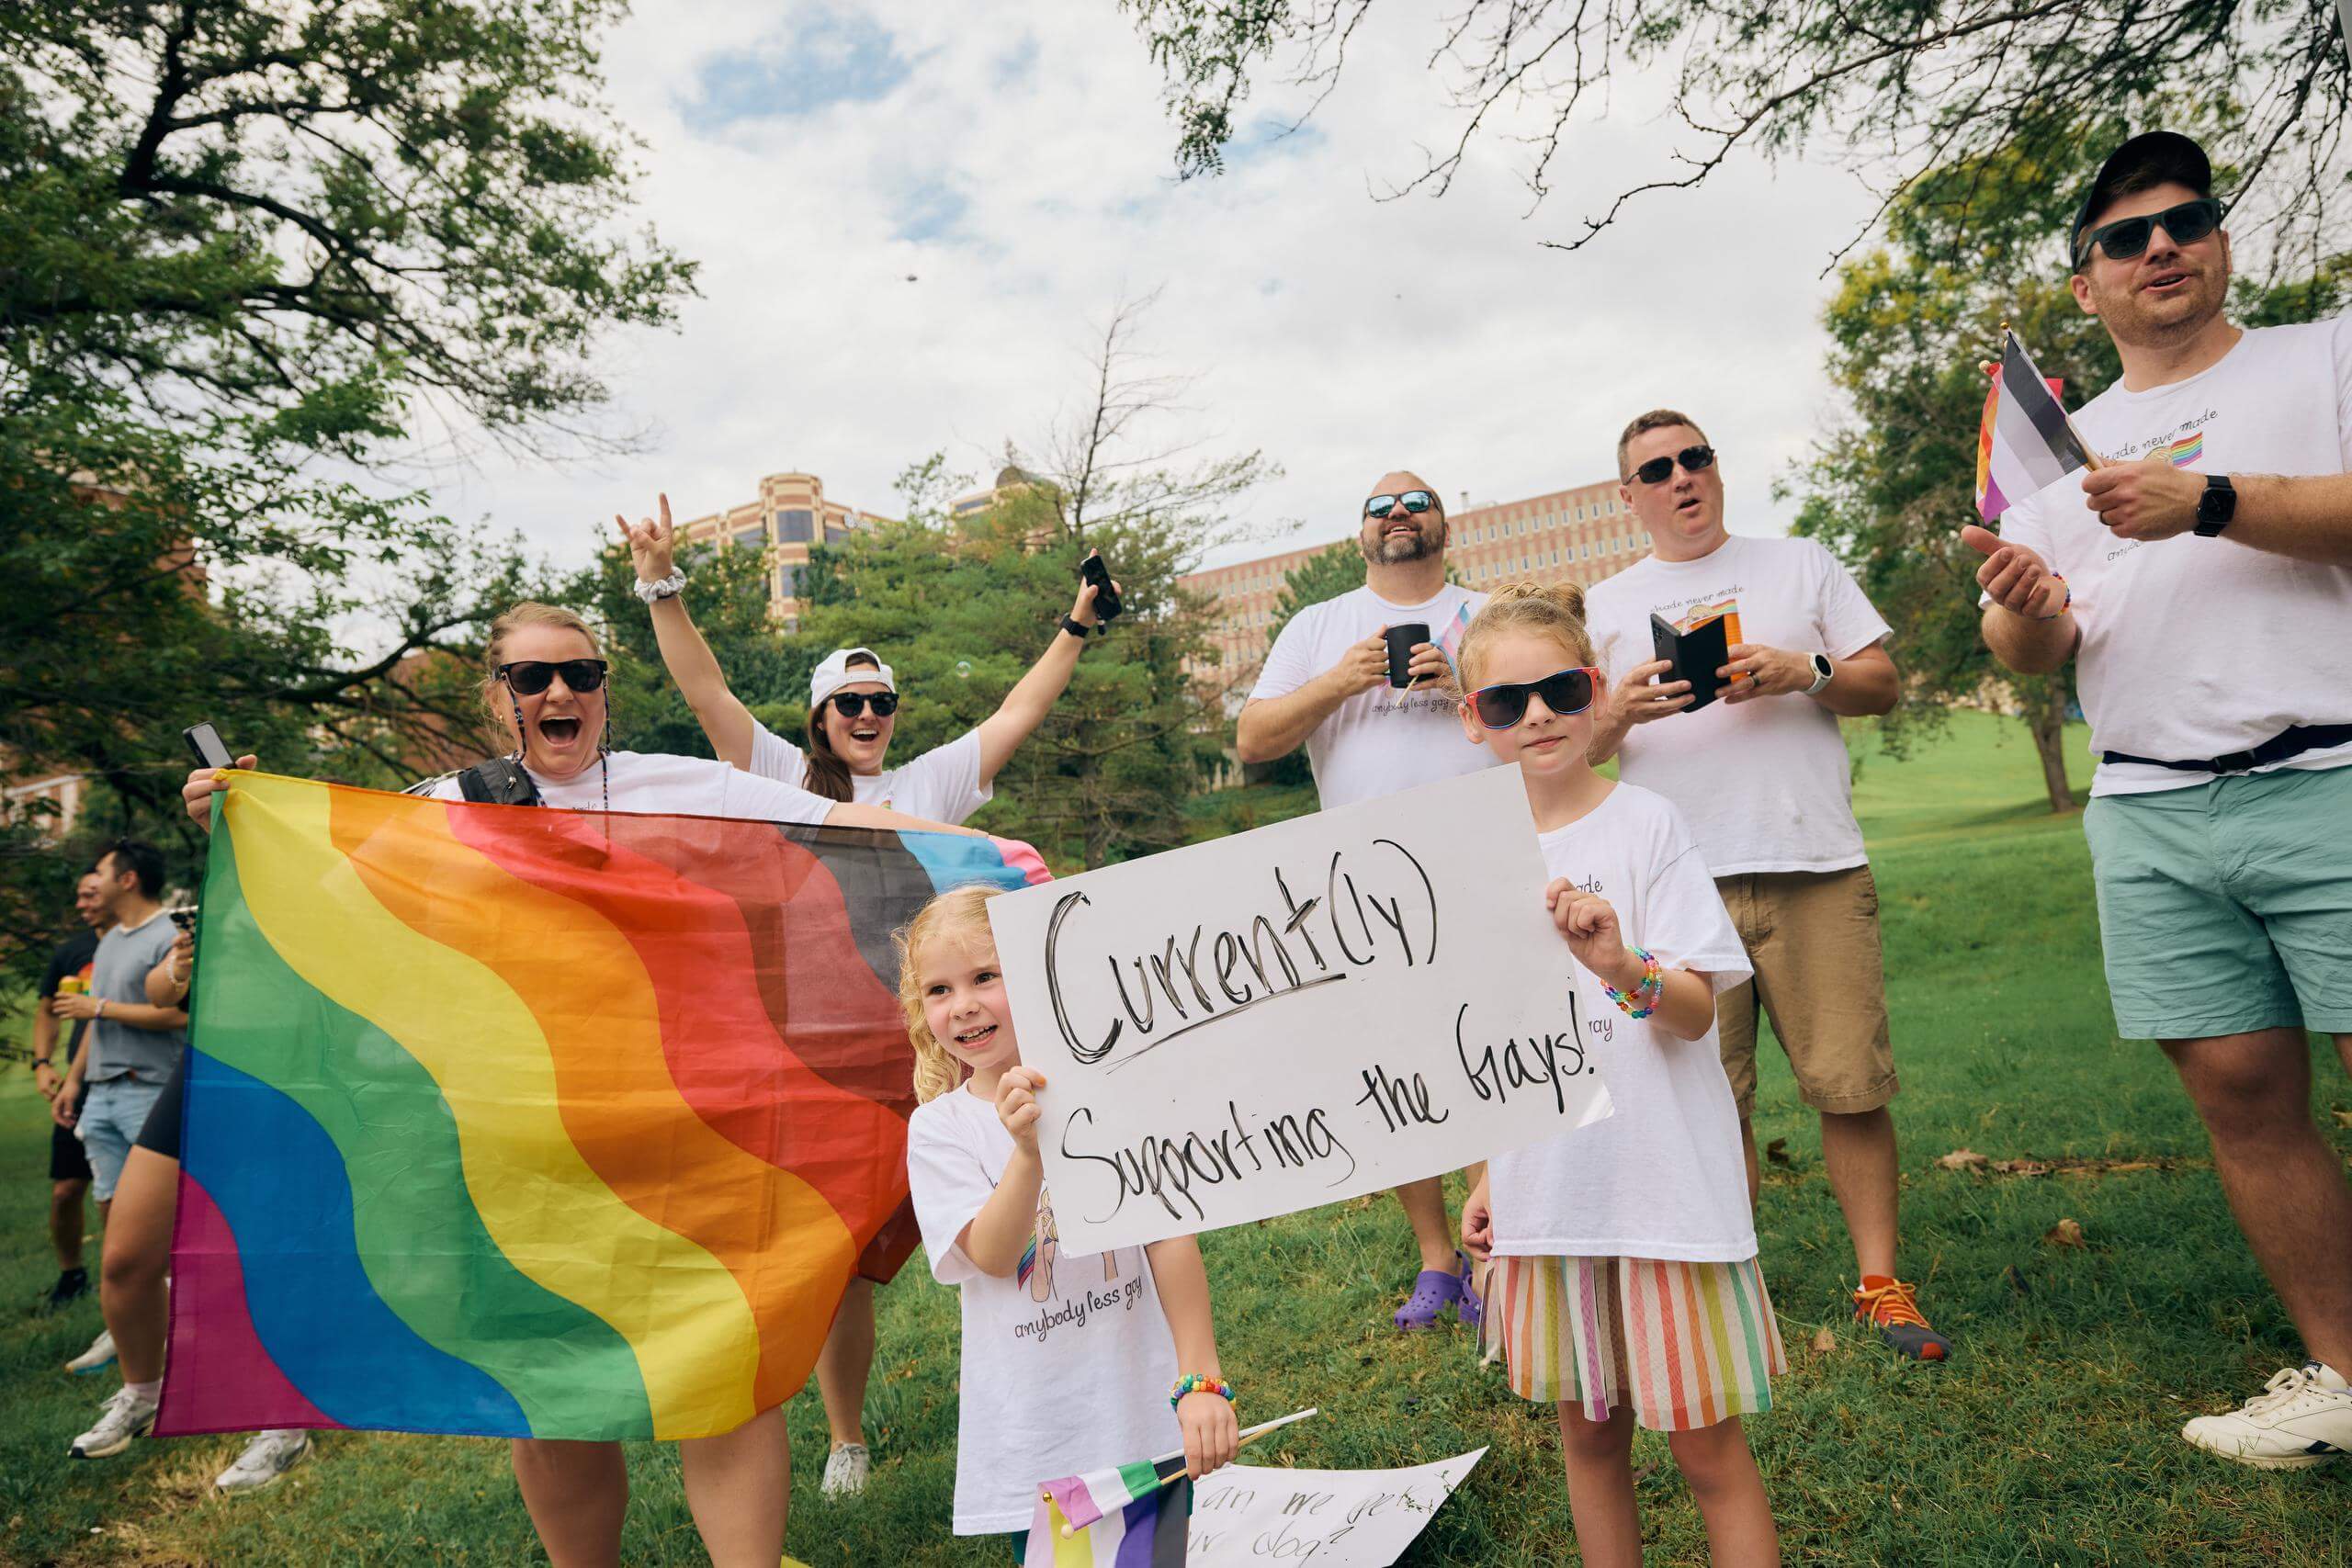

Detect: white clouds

[438,0,1877,570]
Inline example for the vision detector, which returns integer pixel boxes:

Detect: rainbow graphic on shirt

[158,770,1049,1442]
[2164,430,2204,468]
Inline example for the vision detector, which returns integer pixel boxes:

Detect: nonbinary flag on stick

[1975,328,2098,520]
[157,771,1046,1441]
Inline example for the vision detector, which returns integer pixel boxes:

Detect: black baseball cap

[2069,131,2214,267]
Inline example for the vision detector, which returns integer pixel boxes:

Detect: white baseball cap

[810,647,897,708]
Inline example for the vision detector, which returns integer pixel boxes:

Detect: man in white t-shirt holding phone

[1971,130,2352,1468]
[1583,413,1951,1362]
[1238,470,1492,1330]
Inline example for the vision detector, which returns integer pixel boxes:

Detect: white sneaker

[820,1441,871,1498]
[71,1384,158,1460]
[2182,1361,2352,1470]
[65,1329,117,1375]
[216,1428,312,1493]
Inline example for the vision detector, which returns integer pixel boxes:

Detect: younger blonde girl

[898,886,1239,1558]
[1454,581,1784,1568]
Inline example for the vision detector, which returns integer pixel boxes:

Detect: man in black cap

[1967,129,2352,1470]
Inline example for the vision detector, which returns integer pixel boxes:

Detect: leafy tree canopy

[1,0,693,974]
[1121,0,2347,264]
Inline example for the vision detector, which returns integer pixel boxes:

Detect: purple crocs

[1393,1259,1467,1331]
[1457,1250,1484,1333]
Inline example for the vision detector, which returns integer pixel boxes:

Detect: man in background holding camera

[1582,412,1942,1362]
[1238,468,1493,1330]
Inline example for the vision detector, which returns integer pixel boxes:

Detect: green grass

[6,711,2350,1564]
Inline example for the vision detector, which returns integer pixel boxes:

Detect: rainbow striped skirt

[1482,1253,1785,1432]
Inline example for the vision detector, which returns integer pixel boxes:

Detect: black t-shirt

[39,929,101,1066]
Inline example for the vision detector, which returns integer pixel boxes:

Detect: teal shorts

[2083,762,2352,1041]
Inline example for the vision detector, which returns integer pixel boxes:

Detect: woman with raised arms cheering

[616,493,1114,1497]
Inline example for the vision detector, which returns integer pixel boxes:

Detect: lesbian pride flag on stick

[1975,327,2101,520]
[159,771,1046,1442]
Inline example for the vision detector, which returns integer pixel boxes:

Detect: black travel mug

[1385,622,1431,688]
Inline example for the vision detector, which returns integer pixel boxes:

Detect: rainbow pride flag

[157,771,1047,1441]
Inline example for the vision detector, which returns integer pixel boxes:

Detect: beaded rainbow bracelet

[1169,1373,1235,1410]
[1602,946,1664,1020]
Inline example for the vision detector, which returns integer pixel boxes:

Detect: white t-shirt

[1585,536,1892,875]
[747,721,994,825]
[424,750,834,823]
[1488,784,1757,1262]
[1248,582,1495,809]
[907,1087,1180,1533]
[1992,316,2352,796]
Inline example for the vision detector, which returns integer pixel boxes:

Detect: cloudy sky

[433,2,1883,572]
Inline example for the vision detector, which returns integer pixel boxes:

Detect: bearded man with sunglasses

[1968,130,2352,1470]
[1582,413,1939,1361]
[1239,469,1494,1331]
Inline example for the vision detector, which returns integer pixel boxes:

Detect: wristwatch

[2193,474,2236,536]
[1059,615,1091,639]
[1804,653,1834,695]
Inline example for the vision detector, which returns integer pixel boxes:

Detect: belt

[2100,722,2352,775]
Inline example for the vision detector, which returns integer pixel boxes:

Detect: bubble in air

[954,660,973,680]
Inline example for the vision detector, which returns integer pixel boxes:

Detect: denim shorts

[2083,763,2352,1041]
[78,1077,167,1201]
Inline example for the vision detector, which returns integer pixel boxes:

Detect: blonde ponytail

[1457,579,1597,687]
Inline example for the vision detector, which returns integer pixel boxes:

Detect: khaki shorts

[1713,865,1896,1118]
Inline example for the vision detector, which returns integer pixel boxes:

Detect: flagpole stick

[1052,1409,1322,1536]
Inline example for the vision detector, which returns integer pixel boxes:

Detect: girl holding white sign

[896,886,1241,1558]
[1453,582,1785,1568]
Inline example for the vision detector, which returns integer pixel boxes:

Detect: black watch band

[2193,473,2236,536]
[1060,615,1091,638]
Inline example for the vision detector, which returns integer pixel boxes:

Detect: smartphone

[1649,613,1728,713]
[1079,551,1123,623]
[183,722,234,771]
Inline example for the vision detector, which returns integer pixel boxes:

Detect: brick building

[673,471,894,628]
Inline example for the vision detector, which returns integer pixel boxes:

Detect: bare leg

[1665,1416,1780,1567]
[511,1439,627,1568]
[1555,1404,1641,1568]
[678,1405,790,1568]
[1394,1177,1456,1272]
[1817,1107,1899,1280]
[815,1279,876,1450]
[51,1178,89,1269]
[102,1146,175,1384]
[1738,1118,1759,1210]
[2165,1028,2352,1373]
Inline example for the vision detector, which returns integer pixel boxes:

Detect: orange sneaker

[1853,1276,1951,1361]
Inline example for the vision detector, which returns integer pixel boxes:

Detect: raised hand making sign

[986,765,1612,1254]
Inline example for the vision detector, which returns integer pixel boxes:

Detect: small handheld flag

[1024,1409,1319,1565]
[1975,328,2101,520]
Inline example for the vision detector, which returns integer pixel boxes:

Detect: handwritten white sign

[1186,1448,1487,1565]
[987,765,1612,1254]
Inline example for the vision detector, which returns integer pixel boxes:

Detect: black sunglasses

[1626,445,1715,487]
[497,659,607,696]
[1467,667,1600,730]
[1365,490,1436,520]
[828,691,899,719]
[2077,197,2223,267]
